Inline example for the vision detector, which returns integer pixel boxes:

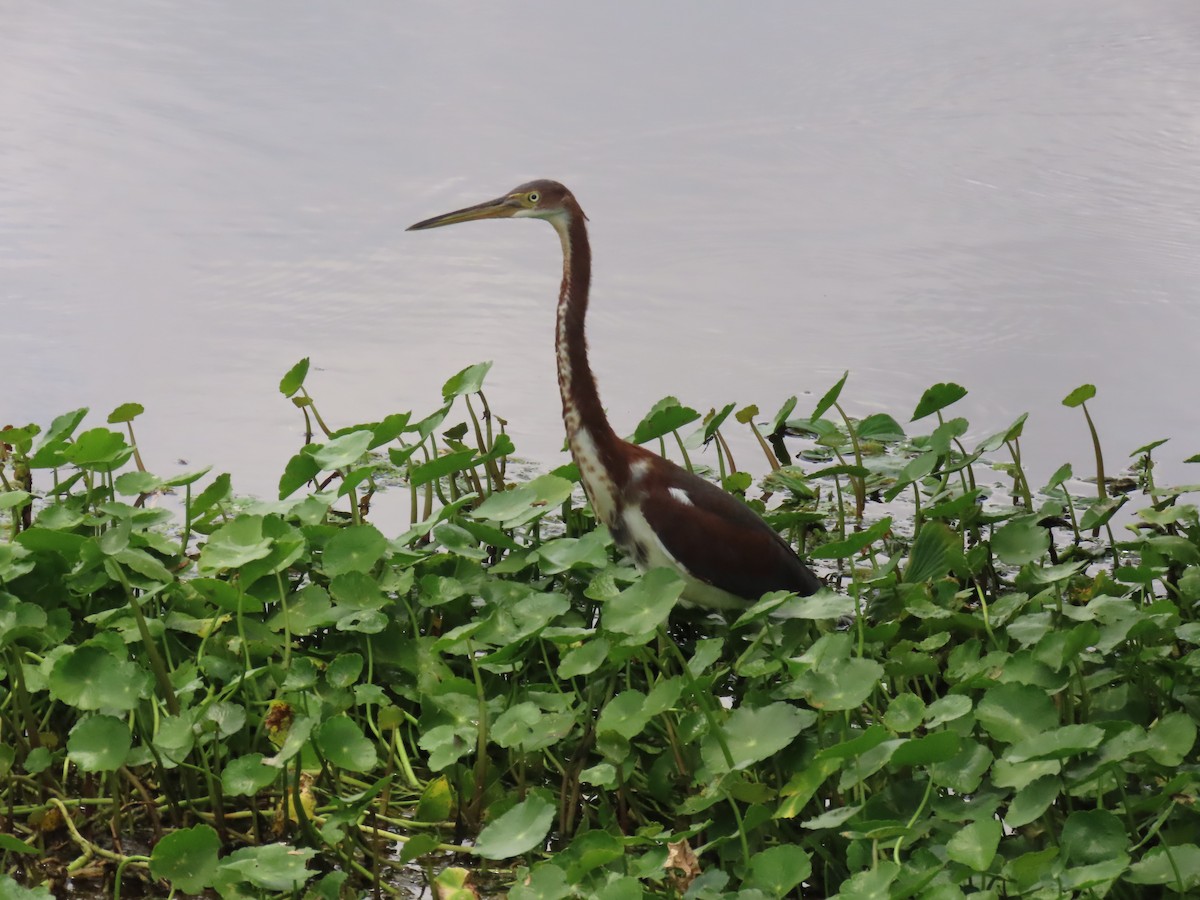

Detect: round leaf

[946,818,1001,871]
[150,824,220,895]
[474,794,555,860]
[316,716,377,772]
[67,715,131,772]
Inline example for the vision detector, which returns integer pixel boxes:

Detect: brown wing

[637,464,822,601]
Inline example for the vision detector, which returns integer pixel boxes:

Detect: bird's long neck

[551,212,627,513]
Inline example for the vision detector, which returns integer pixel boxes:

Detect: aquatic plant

[0,363,1197,898]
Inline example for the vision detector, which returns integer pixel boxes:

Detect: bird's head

[407,179,585,231]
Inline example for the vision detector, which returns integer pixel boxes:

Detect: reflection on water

[3,0,1199,508]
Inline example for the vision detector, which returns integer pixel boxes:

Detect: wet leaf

[106,402,144,424]
[217,843,316,891]
[630,397,700,444]
[704,702,815,773]
[992,516,1050,565]
[912,382,967,421]
[442,360,493,399]
[416,775,455,823]
[150,824,220,895]
[903,522,959,583]
[812,372,849,420]
[1125,844,1200,890]
[976,683,1058,743]
[474,794,555,860]
[558,638,610,679]
[279,358,310,397]
[809,517,892,559]
[322,524,387,575]
[222,753,279,796]
[312,429,374,471]
[472,474,574,526]
[601,567,684,637]
[49,646,148,711]
[1006,775,1060,828]
[1062,384,1096,408]
[316,716,377,772]
[1061,809,1128,865]
[946,818,1001,871]
[1005,724,1104,762]
[67,715,131,772]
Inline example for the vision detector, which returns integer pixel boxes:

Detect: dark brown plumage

[409,179,821,608]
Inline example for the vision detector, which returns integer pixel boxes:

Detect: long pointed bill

[407,195,519,231]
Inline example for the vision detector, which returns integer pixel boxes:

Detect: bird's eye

[527,192,540,203]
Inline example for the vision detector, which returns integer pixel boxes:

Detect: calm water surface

[3,1,1199,507]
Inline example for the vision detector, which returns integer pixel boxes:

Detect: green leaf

[928,739,993,793]
[790,657,883,711]
[701,402,737,442]
[769,396,798,434]
[316,716,378,772]
[279,358,310,397]
[0,876,52,899]
[1061,809,1128,865]
[597,691,652,740]
[0,834,38,856]
[1145,712,1196,766]
[197,515,275,573]
[416,775,455,823]
[279,452,320,498]
[61,427,133,471]
[222,754,279,796]
[106,402,144,424]
[67,715,131,772]
[891,730,960,766]
[809,517,892,560]
[1125,844,1200,890]
[992,516,1050,566]
[558,638,610,679]
[883,693,926,733]
[912,382,967,421]
[311,430,373,471]
[49,646,147,710]
[1007,775,1060,828]
[903,523,959,583]
[472,474,574,526]
[776,589,856,620]
[704,702,815,773]
[217,843,316,891]
[441,361,493,400]
[150,824,221,895]
[322,524,387,575]
[946,818,1001,871]
[976,683,1058,743]
[747,845,813,896]
[0,490,31,511]
[630,397,700,444]
[1062,384,1096,408]
[474,794,555,860]
[409,448,478,487]
[812,371,849,420]
[857,413,905,441]
[1006,724,1105,762]
[601,568,684,637]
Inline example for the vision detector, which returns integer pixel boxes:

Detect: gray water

[4,1,1199,506]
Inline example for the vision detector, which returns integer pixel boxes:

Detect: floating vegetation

[1,362,1198,898]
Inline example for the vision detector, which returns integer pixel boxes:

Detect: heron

[408,180,822,608]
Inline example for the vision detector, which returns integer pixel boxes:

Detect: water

[4,0,1199,509]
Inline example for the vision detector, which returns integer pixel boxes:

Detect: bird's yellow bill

[407,195,518,231]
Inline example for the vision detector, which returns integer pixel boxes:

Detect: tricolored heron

[409,180,822,608]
